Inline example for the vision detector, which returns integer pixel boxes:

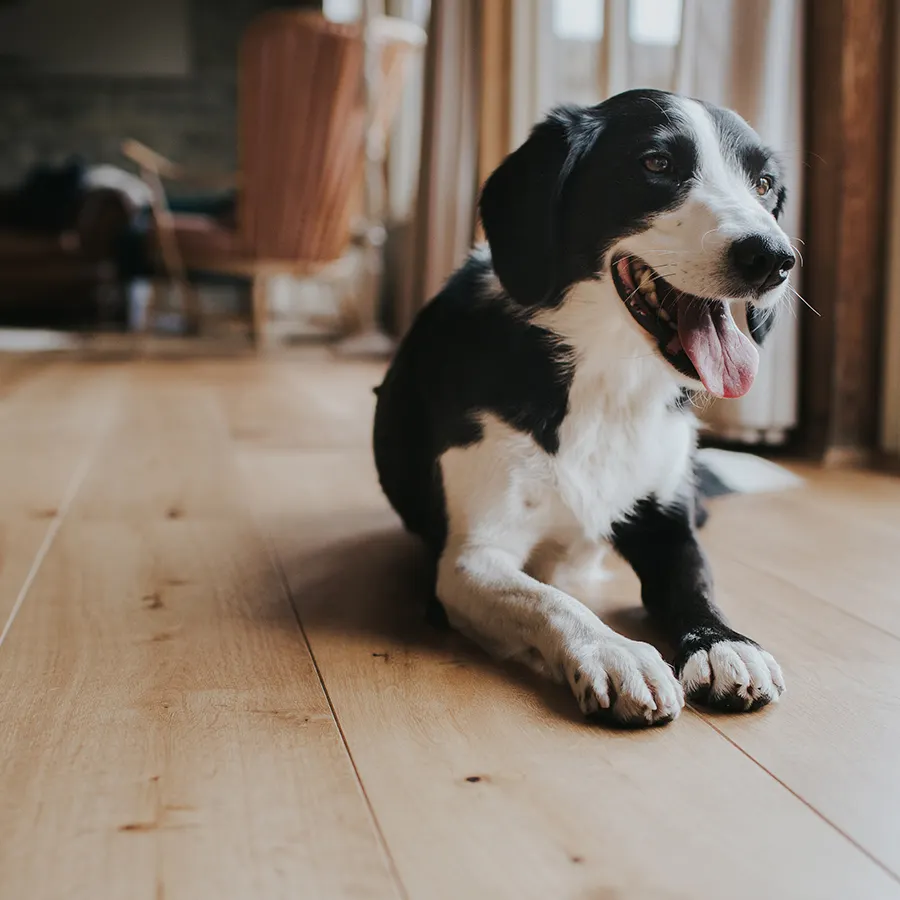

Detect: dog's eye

[643,155,672,175]
[756,175,773,196]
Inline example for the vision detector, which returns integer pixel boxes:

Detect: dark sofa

[0,162,133,328]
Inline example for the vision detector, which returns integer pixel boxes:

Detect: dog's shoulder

[385,250,575,456]
[374,250,576,553]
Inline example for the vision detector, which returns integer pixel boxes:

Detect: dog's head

[479,89,794,399]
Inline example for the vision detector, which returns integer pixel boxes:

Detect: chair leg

[144,280,158,333]
[251,274,268,348]
[180,281,202,336]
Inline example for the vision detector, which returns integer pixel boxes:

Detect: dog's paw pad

[680,638,784,712]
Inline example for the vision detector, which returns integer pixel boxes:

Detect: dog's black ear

[746,304,777,345]
[747,184,787,344]
[479,110,582,307]
[773,185,787,222]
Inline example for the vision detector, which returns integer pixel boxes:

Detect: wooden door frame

[799,0,895,463]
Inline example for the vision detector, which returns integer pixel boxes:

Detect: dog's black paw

[675,628,785,712]
[425,595,450,630]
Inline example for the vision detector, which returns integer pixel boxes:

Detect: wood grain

[0,361,122,630]
[683,549,900,879]
[5,352,900,899]
[701,470,900,637]
[220,356,900,899]
[0,363,400,900]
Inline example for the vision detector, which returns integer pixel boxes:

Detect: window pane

[324,0,361,23]
[630,0,682,45]
[552,0,604,41]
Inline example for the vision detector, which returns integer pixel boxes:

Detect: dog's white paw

[679,637,785,711]
[565,638,684,727]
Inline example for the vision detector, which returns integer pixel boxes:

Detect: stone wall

[0,0,318,190]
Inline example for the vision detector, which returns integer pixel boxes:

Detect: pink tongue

[677,297,758,398]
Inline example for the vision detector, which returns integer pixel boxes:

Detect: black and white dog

[373,89,794,727]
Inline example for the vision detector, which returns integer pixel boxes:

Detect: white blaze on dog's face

[479,90,795,400]
[614,99,794,398]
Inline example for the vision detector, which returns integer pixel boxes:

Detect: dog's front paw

[677,630,785,712]
[565,638,684,727]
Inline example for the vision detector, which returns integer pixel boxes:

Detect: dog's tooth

[639,271,654,293]
[658,307,670,321]
[646,290,659,308]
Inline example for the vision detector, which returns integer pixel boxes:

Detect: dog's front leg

[436,540,684,727]
[612,497,785,711]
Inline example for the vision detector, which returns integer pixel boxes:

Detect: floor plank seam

[693,706,900,886]
[0,379,122,650]
[214,378,410,900]
[719,552,900,646]
[261,529,411,900]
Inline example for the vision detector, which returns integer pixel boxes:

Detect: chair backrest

[367,15,427,153]
[239,12,366,263]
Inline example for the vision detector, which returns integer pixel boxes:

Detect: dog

[373,89,793,727]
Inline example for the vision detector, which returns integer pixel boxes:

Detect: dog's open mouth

[611,255,759,398]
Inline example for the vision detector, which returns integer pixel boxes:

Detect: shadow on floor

[254,510,673,729]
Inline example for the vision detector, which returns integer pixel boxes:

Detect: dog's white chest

[542,399,691,542]
[438,289,698,557]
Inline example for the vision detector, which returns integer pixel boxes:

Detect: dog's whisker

[643,95,673,126]
[772,292,796,321]
[782,288,798,316]
[700,229,719,254]
[788,285,820,317]
[620,267,679,306]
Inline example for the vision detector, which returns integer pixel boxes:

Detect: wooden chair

[124,11,425,346]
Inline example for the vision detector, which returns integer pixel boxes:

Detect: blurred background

[0,0,895,466]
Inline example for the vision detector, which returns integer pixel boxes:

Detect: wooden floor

[1,350,900,900]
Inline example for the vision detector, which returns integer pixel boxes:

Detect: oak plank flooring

[701,471,900,638]
[3,351,900,899]
[688,488,900,876]
[0,362,400,900]
[219,356,900,900]
[0,361,123,630]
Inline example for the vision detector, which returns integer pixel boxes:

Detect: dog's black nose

[730,235,795,291]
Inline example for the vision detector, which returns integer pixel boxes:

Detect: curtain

[393,0,480,336]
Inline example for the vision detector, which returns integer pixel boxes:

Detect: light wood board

[2,352,900,899]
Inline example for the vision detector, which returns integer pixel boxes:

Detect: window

[630,0,682,46]
[323,0,361,23]
[552,0,604,41]
[551,0,682,45]
[548,0,684,104]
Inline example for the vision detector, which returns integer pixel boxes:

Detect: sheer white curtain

[511,0,804,444]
